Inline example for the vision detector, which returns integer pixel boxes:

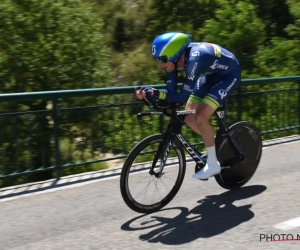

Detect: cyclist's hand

[135,86,165,102]
[143,87,160,102]
[135,86,146,100]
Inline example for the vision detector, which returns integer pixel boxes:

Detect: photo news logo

[260,234,300,242]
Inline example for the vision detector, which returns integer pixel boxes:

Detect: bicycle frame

[137,103,245,176]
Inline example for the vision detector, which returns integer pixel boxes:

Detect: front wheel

[120,134,186,214]
[215,121,262,190]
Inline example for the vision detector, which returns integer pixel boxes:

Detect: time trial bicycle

[120,100,262,214]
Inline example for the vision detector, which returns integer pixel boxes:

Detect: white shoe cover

[192,162,221,180]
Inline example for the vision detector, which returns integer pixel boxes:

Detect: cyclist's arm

[156,70,188,103]
[165,70,178,92]
[160,60,205,103]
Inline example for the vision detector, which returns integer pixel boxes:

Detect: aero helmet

[151,32,192,63]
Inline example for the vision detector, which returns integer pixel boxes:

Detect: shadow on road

[121,184,267,245]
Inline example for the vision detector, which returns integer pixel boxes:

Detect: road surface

[1,138,300,249]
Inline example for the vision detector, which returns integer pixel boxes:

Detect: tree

[254,0,300,76]
[0,0,112,185]
[199,0,266,76]
[0,0,112,93]
[145,0,218,41]
[249,0,294,40]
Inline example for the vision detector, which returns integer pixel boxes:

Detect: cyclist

[135,32,241,180]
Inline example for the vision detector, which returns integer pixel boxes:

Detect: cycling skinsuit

[160,42,241,110]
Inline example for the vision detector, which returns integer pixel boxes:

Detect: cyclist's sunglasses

[153,55,168,64]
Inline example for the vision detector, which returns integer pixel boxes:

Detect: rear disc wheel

[215,121,262,190]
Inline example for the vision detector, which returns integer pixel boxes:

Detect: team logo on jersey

[198,43,207,49]
[188,62,198,81]
[188,75,195,80]
[183,84,193,92]
[218,89,227,99]
[226,78,237,92]
[210,60,229,70]
[192,51,200,56]
[221,52,233,58]
[208,93,217,100]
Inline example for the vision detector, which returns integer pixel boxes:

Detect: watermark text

[260,234,300,242]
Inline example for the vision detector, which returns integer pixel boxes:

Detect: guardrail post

[52,98,61,180]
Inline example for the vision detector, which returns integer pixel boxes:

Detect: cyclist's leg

[185,75,219,140]
[184,76,212,135]
[187,76,220,177]
[191,73,241,179]
[184,102,202,135]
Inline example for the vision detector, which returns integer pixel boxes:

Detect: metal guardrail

[0,76,299,187]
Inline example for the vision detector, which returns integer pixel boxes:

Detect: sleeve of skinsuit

[165,70,178,92]
[159,58,206,103]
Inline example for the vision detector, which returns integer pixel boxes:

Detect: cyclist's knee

[185,100,198,111]
[195,113,206,129]
[195,102,215,128]
[184,101,198,124]
[184,113,195,125]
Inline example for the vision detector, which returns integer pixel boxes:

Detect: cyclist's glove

[136,86,166,102]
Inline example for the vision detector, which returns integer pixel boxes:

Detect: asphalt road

[1,140,300,250]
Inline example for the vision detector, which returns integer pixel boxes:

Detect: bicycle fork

[149,135,173,177]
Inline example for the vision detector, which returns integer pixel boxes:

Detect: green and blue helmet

[151,32,192,63]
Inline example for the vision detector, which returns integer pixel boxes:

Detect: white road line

[273,217,300,231]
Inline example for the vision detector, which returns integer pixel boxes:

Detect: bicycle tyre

[214,121,262,190]
[120,134,186,214]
